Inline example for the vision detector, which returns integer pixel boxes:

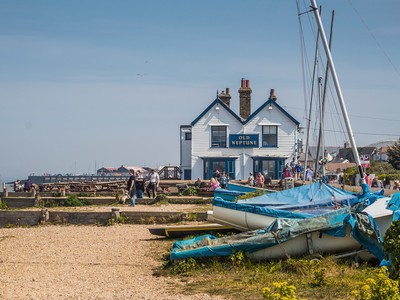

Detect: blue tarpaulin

[171,184,390,261]
[170,208,384,261]
[236,182,357,207]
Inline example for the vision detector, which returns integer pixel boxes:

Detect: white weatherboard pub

[180,79,300,180]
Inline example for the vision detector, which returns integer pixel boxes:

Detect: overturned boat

[171,193,397,261]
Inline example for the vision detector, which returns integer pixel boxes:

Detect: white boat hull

[213,197,394,260]
[248,197,394,260]
[249,225,361,260]
[212,205,276,231]
[212,197,393,232]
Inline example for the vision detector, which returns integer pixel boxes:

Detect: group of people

[208,170,230,191]
[246,172,273,188]
[246,158,310,188]
[286,158,304,180]
[126,169,160,206]
[367,174,399,191]
[13,179,33,192]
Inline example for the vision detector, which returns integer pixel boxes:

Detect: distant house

[180,79,300,180]
[301,144,373,173]
[373,146,390,162]
[96,166,146,176]
[117,165,145,175]
[300,141,392,174]
[325,161,356,173]
[96,167,117,175]
[337,146,376,169]
[367,140,397,162]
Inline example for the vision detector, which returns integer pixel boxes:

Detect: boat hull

[212,205,276,231]
[249,225,362,260]
[248,198,394,260]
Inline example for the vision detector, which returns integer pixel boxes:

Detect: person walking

[135,170,144,199]
[146,169,160,199]
[127,169,136,206]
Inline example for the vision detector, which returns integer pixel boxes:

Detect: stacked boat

[171,184,397,261]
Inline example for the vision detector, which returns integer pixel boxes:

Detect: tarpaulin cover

[213,197,329,220]
[170,208,384,261]
[386,192,400,215]
[236,182,357,207]
[213,189,246,202]
[171,184,389,261]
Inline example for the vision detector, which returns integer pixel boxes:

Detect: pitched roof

[190,95,300,127]
[243,98,300,126]
[118,166,146,172]
[97,167,117,171]
[337,147,376,162]
[326,162,356,172]
[190,98,243,126]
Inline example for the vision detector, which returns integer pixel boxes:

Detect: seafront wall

[0,209,208,227]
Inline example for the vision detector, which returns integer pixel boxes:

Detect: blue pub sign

[229,134,259,148]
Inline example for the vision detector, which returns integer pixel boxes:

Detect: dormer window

[211,126,227,148]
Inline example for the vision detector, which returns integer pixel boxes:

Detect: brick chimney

[269,88,277,101]
[238,78,251,119]
[218,88,231,107]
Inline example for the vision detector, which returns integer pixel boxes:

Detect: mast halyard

[310,0,366,184]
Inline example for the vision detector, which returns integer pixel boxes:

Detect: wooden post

[3,186,8,198]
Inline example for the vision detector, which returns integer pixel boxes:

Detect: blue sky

[0,0,399,180]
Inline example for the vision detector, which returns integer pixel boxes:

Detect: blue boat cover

[226,182,260,193]
[171,184,390,261]
[213,183,385,220]
[386,192,400,220]
[213,197,328,219]
[170,208,384,261]
[236,182,356,207]
[213,188,246,202]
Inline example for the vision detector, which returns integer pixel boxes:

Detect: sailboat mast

[310,0,365,183]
